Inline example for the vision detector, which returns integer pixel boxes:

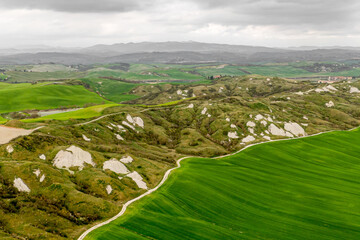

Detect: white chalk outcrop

[106,185,113,195]
[246,121,256,127]
[122,121,136,130]
[230,124,237,129]
[315,86,337,93]
[255,114,264,121]
[115,134,124,141]
[325,101,335,108]
[33,169,41,177]
[39,175,45,183]
[133,117,144,128]
[39,154,46,160]
[14,178,30,193]
[187,104,194,109]
[53,146,95,173]
[284,122,306,137]
[126,171,148,190]
[6,145,14,153]
[82,134,91,142]
[228,132,239,139]
[260,120,267,126]
[120,156,134,164]
[201,107,208,115]
[242,135,255,143]
[350,87,360,93]
[268,124,286,136]
[103,158,129,174]
[0,126,42,145]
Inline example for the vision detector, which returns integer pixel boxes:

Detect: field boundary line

[77,126,359,240]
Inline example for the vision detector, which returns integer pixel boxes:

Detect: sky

[0,0,359,48]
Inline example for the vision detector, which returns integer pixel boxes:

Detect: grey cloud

[186,0,360,30]
[0,0,152,12]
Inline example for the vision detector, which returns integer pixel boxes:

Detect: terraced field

[0,82,110,113]
[86,128,360,240]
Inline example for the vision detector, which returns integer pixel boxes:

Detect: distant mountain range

[0,41,360,65]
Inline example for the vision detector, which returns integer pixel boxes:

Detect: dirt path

[77,127,358,240]
[0,126,43,145]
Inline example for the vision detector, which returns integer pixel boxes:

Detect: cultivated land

[86,128,360,240]
[1,61,360,239]
[0,82,110,114]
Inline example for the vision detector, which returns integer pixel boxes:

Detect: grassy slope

[87,128,360,240]
[0,83,111,113]
[5,71,84,83]
[22,103,119,122]
[81,78,140,103]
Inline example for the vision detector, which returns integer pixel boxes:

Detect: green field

[0,82,110,113]
[4,70,85,83]
[81,78,140,103]
[86,128,360,240]
[23,103,119,122]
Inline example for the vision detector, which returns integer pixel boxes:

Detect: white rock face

[14,178,30,193]
[263,136,271,141]
[117,125,126,132]
[107,125,113,130]
[53,146,95,173]
[207,114,212,118]
[82,134,91,142]
[248,128,255,134]
[177,90,183,95]
[33,169,41,177]
[218,87,224,93]
[315,86,337,93]
[228,132,239,139]
[285,132,294,138]
[295,92,304,95]
[267,117,273,122]
[230,124,237,129]
[39,175,45,183]
[226,118,230,122]
[115,134,124,141]
[242,135,255,143]
[126,114,135,124]
[201,107,208,115]
[246,121,256,127]
[303,116,308,120]
[255,114,264,121]
[301,123,309,127]
[268,124,286,136]
[187,104,194,109]
[106,185,113,194]
[39,154,46,160]
[284,122,306,137]
[325,101,335,108]
[133,117,144,128]
[127,171,148,189]
[350,87,360,93]
[122,121,136,130]
[120,156,134,164]
[103,158,129,174]
[6,145,14,153]
[260,120,267,126]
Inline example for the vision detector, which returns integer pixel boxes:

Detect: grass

[81,78,141,103]
[0,115,6,124]
[4,71,85,83]
[22,104,119,122]
[0,82,111,113]
[86,128,360,240]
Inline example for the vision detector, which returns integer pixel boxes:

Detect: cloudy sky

[0,0,359,48]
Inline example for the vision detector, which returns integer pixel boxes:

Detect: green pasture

[87,128,360,240]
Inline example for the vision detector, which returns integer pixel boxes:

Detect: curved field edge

[22,104,120,122]
[83,128,360,240]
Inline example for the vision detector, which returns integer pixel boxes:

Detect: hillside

[86,128,360,240]
[1,76,360,239]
